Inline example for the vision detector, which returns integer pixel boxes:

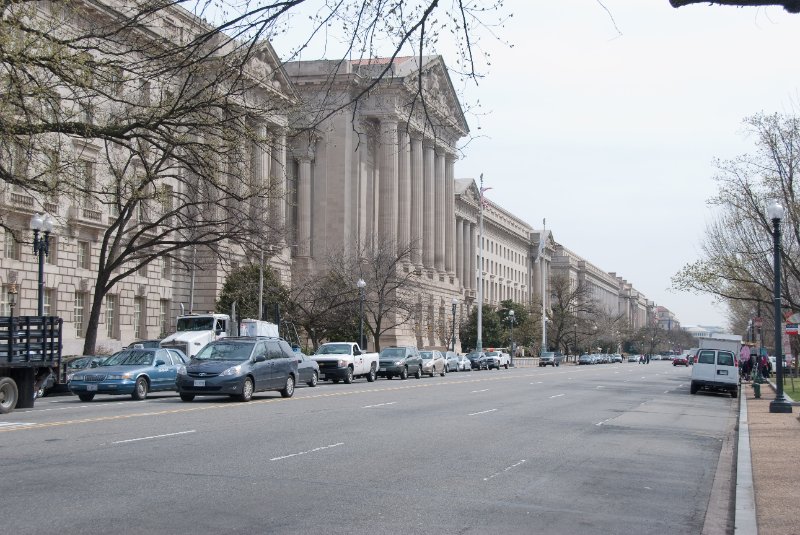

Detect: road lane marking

[109,430,196,445]
[0,422,36,430]
[471,389,489,393]
[596,386,604,389]
[270,442,344,461]
[530,381,543,385]
[596,417,614,426]
[3,368,632,433]
[549,394,565,399]
[468,409,497,416]
[484,460,526,481]
[362,402,397,408]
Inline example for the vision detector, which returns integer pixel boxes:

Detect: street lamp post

[8,282,18,322]
[508,309,516,367]
[574,323,578,362]
[767,201,792,413]
[451,298,458,352]
[30,213,54,316]
[357,278,366,350]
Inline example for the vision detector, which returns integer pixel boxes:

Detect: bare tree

[327,240,421,352]
[547,273,598,354]
[669,0,800,13]
[672,113,800,334]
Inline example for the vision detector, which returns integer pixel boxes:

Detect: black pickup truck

[0,316,63,413]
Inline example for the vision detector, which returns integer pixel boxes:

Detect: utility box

[239,319,279,338]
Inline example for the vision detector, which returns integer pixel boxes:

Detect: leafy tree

[459,304,503,352]
[216,264,289,323]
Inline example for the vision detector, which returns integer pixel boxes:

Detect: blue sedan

[68,347,188,401]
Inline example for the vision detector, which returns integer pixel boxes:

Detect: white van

[690,348,738,398]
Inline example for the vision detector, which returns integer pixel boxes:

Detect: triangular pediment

[246,42,298,103]
[399,56,469,136]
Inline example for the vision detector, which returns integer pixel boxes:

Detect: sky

[265,0,800,329]
[445,1,800,328]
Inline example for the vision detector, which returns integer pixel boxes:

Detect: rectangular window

[77,241,90,269]
[161,255,172,279]
[4,230,21,260]
[105,294,116,338]
[46,236,58,265]
[161,184,174,225]
[79,159,95,204]
[138,262,148,278]
[133,297,144,339]
[159,299,170,337]
[74,292,86,338]
[43,288,56,316]
[0,285,9,316]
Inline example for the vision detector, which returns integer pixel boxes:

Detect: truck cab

[161,313,230,359]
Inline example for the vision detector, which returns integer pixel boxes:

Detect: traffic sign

[785,323,798,335]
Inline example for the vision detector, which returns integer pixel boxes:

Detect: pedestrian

[646,354,650,364]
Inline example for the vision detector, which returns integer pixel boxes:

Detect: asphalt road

[0,362,737,535]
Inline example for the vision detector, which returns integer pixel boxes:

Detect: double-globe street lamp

[357,278,366,350]
[30,213,55,316]
[767,201,792,414]
[450,298,458,352]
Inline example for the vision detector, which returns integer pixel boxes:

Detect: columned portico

[456,218,464,284]
[397,126,411,257]
[379,119,399,251]
[296,149,313,258]
[445,154,456,277]
[423,141,435,270]
[434,147,445,273]
[410,135,424,268]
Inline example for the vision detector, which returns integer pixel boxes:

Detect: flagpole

[476,174,485,353]
[541,219,547,355]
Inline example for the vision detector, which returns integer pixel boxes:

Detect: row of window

[0,285,170,340]
[481,237,528,267]
[3,230,172,277]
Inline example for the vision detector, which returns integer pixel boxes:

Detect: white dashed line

[596,417,614,426]
[549,394,565,399]
[109,430,196,445]
[0,422,36,430]
[363,402,397,408]
[468,409,498,416]
[270,442,344,461]
[471,389,489,393]
[484,459,526,481]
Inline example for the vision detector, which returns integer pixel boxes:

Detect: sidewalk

[743,382,800,535]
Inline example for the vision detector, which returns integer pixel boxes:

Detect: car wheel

[730,388,738,398]
[343,367,354,384]
[555,362,559,367]
[308,371,319,387]
[78,393,95,402]
[505,363,509,369]
[690,382,699,395]
[280,375,295,398]
[131,377,149,400]
[400,367,409,380]
[414,367,422,379]
[180,393,195,402]
[238,377,254,402]
[366,367,376,383]
[440,367,446,377]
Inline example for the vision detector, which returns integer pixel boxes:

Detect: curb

[735,391,758,534]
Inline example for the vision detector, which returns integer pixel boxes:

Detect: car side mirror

[155,360,166,366]
[253,355,267,363]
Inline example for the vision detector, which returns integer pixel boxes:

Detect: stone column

[397,126,411,257]
[274,129,287,243]
[456,217,464,285]
[410,135,424,268]
[379,119,398,252]
[251,123,268,222]
[468,222,476,291]
[434,148,445,272]
[297,151,313,257]
[423,141,435,269]
[445,153,456,276]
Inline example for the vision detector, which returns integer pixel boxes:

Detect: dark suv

[377,346,423,380]
[176,337,298,402]
[466,351,486,370]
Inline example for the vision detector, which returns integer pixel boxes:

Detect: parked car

[466,351,486,370]
[294,352,320,387]
[673,354,689,366]
[578,354,594,365]
[444,351,460,372]
[126,339,162,349]
[421,350,447,377]
[176,337,298,402]
[690,348,738,397]
[484,350,510,369]
[377,346,423,380]
[539,352,560,367]
[40,354,112,397]
[611,354,623,363]
[627,355,639,363]
[68,347,188,401]
[456,354,472,371]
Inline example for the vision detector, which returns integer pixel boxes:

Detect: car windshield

[101,350,154,367]
[194,342,253,361]
[420,352,433,360]
[176,317,215,331]
[67,357,91,370]
[380,348,404,357]
[542,352,555,358]
[316,344,351,355]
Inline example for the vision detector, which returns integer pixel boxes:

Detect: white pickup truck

[313,342,379,384]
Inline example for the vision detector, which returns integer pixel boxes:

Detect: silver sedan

[420,350,447,377]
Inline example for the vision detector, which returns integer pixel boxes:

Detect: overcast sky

[267,0,800,329]
[446,1,800,328]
